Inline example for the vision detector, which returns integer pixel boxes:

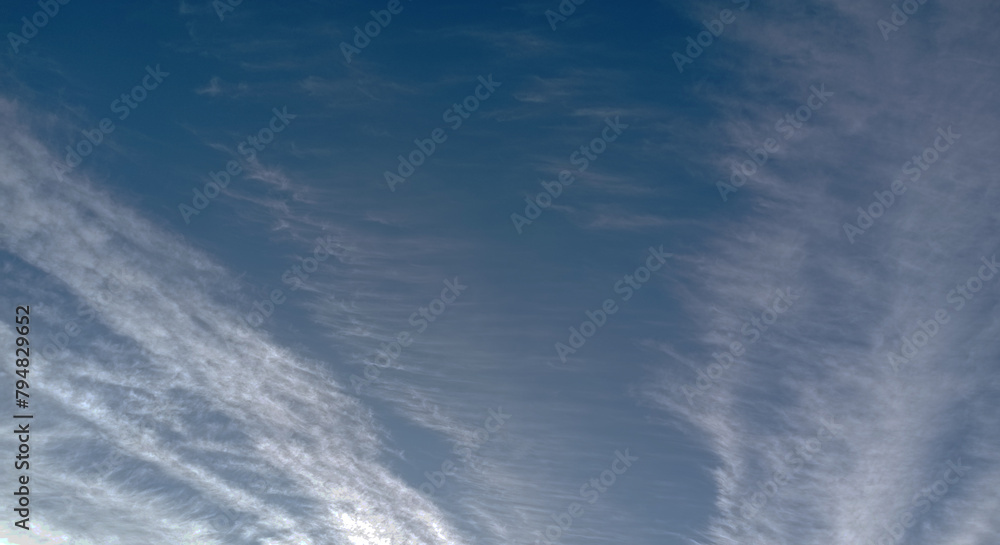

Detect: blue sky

[1,1,999,544]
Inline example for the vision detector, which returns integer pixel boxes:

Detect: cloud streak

[0,97,469,545]
[642,2,1000,544]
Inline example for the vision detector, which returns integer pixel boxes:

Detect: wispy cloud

[641,2,1000,544]
[0,98,471,545]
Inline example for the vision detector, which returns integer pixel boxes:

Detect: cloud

[0,97,470,545]
[195,76,225,97]
[640,1,1000,544]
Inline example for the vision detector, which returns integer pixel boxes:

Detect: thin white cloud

[642,2,1000,544]
[195,76,224,97]
[0,97,471,545]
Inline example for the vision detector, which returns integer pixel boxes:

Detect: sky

[1,1,999,545]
